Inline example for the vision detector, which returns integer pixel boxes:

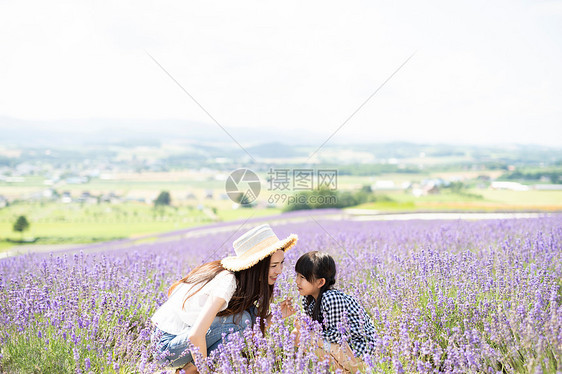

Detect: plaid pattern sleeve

[319,289,376,358]
[319,290,347,345]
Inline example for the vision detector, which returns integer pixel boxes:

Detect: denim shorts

[152,306,257,369]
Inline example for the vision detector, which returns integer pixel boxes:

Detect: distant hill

[0,116,319,147]
[245,142,307,158]
[1,116,561,167]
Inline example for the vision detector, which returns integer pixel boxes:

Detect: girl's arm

[187,296,227,360]
[280,298,296,318]
[264,297,296,329]
[319,292,347,344]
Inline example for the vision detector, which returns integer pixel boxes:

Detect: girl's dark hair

[295,251,336,322]
[168,255,275,332]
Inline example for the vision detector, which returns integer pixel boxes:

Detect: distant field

[0,241,13,251]
[216,207,283,221]
[0,202,207,248]
[475,189,562,206]
[387,190,484,203]
[1,171,560,252]
[0,200,283,251]
[0,170,520,199]
[0,173,226,200]
[0,171,440,197]
[0,221,198,244]
[355,188,562,211]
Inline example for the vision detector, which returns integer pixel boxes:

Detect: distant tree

[360,185,373,193]
[448,181,465,193]
[13,215,30,241]
[154,191,171,207]
[283,188,376,212]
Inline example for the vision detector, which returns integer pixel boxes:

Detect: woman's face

[268,249,285,285]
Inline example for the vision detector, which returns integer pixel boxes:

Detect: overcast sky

[1,0,561,146]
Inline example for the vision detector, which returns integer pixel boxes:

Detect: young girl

[151,224,297,373]
[294,251,376,372]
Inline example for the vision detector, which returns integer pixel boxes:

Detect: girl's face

[295,272,324,299]
[268,249,285,285]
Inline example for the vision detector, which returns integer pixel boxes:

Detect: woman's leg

[205,310,253,354]
[153,329,195,369]
[163,310,253,371]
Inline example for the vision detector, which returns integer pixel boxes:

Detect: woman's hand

[279,297,296,319]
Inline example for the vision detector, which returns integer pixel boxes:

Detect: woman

[151,224,298,373]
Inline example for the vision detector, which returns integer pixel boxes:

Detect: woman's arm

[187,295,227,361]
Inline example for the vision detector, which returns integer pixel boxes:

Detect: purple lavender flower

[0,215,561,372]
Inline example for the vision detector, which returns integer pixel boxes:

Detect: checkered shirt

[303,289,376,358]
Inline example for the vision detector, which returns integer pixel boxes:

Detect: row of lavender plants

[1,215,560,373]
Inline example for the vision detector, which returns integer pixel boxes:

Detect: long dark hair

[168,256,274,332]
[295,251,336,323]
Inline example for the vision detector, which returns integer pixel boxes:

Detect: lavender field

[1,214,561,373]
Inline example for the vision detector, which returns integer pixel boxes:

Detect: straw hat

[221,224,298,271]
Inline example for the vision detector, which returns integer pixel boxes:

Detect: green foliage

[442,182,484,200]
[447,181,464,193]
[283,188,387,211]
[499,169,561,184]
[154,191,171,207]
[360,184,373,193]
[13,215,30,235]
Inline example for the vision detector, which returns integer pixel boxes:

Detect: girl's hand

[280,298,296,319]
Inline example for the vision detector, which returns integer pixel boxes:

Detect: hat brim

[220,234,298,272]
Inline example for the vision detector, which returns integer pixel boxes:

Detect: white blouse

[151,270,237,335]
